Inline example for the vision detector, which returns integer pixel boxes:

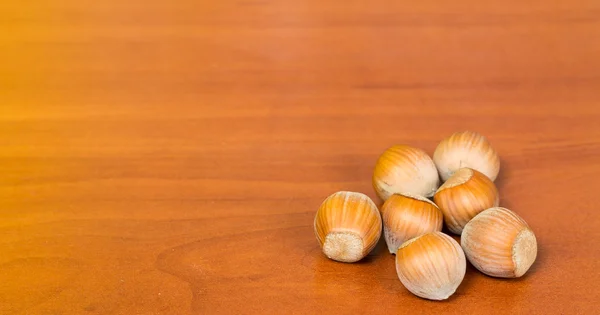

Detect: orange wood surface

[2,1,600,314]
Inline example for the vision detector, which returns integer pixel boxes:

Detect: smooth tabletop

[2,1,600,314]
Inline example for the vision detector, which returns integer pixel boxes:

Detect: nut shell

[396,232,466,300]
[381,193,443,254]
[433,130,500,182]
[314,191,382,263]
[433,168,499,234]
[461,207,538,278]
[373,145,440,200]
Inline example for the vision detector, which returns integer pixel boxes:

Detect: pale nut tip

[438,167,473,191]
[323,231,364,263]
[513,228,538,277]
[418,286,458,301]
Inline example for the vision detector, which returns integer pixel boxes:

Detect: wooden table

[2,1,600,314]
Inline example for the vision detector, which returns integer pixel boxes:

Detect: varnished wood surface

[2,1,600,314]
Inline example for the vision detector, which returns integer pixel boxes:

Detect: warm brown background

[2,1,600,314]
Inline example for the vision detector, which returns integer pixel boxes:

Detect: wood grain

[2,1,600,314]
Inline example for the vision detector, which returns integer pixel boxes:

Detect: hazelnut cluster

[314,131,537,300]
